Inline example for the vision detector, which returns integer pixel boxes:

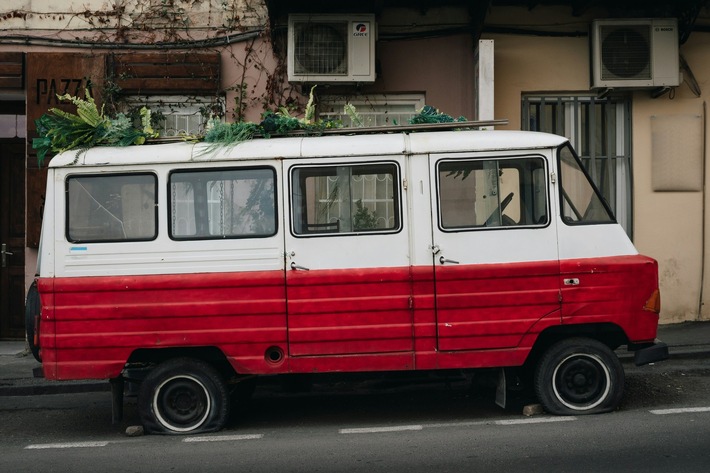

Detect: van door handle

[439,256,459,265]
[290,262,310,271]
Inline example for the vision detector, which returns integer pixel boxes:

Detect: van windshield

[558,143,615,224]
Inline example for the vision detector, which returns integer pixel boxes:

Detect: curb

[618,346,710,362]
[0,382,110,397]
[667,347,710,360]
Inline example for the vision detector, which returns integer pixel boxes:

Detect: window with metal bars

[522,94,632,236]
[319,94,425,127]
[123,95,224,137]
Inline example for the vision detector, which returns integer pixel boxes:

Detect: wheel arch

[524,322,628,371]
[126,346,237,380]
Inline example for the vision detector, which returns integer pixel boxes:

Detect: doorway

[0,103,26,340]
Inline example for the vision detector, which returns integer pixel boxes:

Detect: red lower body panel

[36,255,659,380]
[561,255,660,342]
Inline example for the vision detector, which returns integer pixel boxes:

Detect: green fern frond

[304,85,317,124]
[344,103,363,127]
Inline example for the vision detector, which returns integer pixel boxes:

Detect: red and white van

[27,127,667,434]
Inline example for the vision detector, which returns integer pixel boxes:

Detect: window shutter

[110,52,221,94]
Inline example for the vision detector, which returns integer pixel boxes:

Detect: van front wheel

[138,358,230,434]
[534,338,624,415]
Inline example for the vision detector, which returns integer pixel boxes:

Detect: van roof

[48,129,568,168]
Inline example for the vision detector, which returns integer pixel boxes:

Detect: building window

[319,94,425,127]
[522,94,632,235]
[0,101,26,138]
[122,95,224,137]
[0,114,26,138]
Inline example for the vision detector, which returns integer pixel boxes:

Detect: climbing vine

[20,1,474,164]
[2,1,298,121]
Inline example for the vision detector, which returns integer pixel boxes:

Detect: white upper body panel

[41,129,637,279]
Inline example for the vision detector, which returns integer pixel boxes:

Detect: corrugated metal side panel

[38,270,286,380]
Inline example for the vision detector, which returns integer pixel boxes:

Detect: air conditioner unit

[591,18,680,89]
[287,14,376,83]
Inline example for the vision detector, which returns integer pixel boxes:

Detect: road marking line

[495,416,577,425]
[426,421,488,429]
[25,441,109,450]
[341,417,575,434]
[183,434,264,443]
[650,407,710,415]
[340,425,423,434]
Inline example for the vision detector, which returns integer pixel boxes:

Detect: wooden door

[0,140,26,339]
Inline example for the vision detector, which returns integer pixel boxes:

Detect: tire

[534,338,624,415]
[24,281,41,362]
[138,358,230,434]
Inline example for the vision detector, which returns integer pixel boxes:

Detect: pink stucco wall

[372,34,475,119]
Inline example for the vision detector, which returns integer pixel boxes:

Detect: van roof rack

[149,119,509,145]
[286,119,509,136]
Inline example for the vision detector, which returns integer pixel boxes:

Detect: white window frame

[122,95,225,137]
[319,94,426,127]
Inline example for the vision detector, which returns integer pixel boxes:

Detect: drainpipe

[700,100,707,321]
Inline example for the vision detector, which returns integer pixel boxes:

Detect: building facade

[0,0,708,339]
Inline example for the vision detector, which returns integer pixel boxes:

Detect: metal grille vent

[600,25,651,80]
[294,22,348,75]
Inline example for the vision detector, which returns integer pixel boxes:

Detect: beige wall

[489,34,591,130]
[486,17,710,323]
[634,32,710,323]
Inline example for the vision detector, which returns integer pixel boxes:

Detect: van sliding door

[430,153,561,353]
[283,157,414,370]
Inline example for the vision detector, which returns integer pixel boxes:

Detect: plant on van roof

[409,105,467,124]
[33,85,469,164]
[202,112,342,145]
[203,85,344,145]
[32,89,160,165]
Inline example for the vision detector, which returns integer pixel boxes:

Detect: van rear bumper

[633,340,669,366]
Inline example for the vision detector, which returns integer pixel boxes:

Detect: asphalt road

[1,357,709,473]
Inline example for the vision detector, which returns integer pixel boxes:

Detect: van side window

[169,167,276,239]
[438,157,548,229]
[558,144,615,224]
[66,173,157,243]
[291,163,400,235]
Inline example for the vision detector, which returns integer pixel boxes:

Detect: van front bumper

[633,340,669,366]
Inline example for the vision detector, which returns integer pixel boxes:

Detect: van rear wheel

[138,358,230,434]
[534,338,624,415]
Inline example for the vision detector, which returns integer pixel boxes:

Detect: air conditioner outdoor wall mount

[591,18,680,89]
[287,14,377,83]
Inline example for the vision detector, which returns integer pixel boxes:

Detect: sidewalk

[0,340,108,396]
[1,321,709,397]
